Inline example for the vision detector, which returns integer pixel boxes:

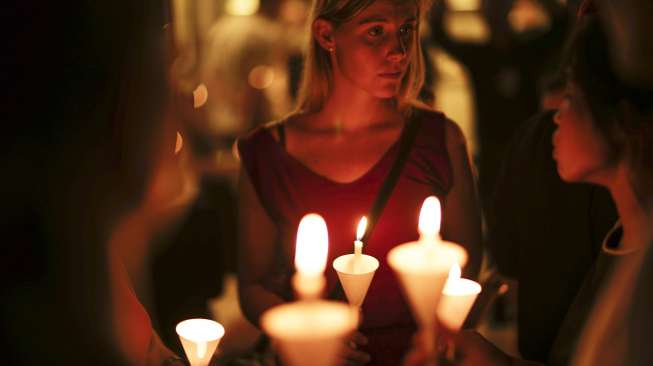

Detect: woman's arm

[237,167,286,327]
[442,119,483,279]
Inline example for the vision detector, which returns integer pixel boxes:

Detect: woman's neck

[314,78,400,132]
[607,165,653,251]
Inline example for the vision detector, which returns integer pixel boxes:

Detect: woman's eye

[368,26,383,37]
[399,24,414,36]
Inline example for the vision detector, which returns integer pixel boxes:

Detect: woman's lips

[379,72,402,79]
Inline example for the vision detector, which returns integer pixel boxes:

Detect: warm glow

[295,214,329,276]
[508,0,551,34]
[225,0,259,16]
[248,65,275,90]
[448,263,462,280]
[445,0,481,11]
[418,196,441,238]
[175,132,183,155]
[356,216,368,241]
[175,319,225,343]
[193,83,208,108]
[444,12,490,44]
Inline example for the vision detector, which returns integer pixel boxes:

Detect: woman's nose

[387,36,407,62]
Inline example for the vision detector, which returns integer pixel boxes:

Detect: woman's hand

[339,331,371,366]
[403,330,513,366]
[447,330,512,366]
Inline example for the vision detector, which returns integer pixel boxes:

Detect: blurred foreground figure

[1,1,187,365]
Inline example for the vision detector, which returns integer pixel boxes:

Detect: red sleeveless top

[238,109,454,366]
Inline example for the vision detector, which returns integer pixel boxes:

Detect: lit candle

[332,216,378,311]
[436,264,482,332]
[175,318,225,366]
[354,216,367,256]
[292,213,329,300]
[387,196,468,364]
[262,213,359,366]
[418,196,441,243]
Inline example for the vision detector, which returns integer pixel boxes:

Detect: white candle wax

[354,240,363,256]
[436,264,481,332]
[354,216,367,256]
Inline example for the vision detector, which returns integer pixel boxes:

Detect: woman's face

[553,82,615,183]
[330,0,418,98]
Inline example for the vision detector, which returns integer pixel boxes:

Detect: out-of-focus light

[418,196,441,240]
[193,84,208,108]
[444,12,490,44]
[281,0,309,26]
[248,65,275,90]
[175,132,183,155]
[295,214,329,277]
[508,0,551,34]
[225,0,259,16]
[445,0,481,12]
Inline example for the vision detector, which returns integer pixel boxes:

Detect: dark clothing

[429,3,571,204]
[487,111,617,362]
[238,109,469,366]
[548,223,633,366]
[151,176,236,356]
[627,241,653,365]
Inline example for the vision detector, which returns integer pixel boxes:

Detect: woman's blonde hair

[296,0,431,112]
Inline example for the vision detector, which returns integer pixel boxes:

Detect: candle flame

[356,216,368,241]
[418,196,441,238]
[295,213,329,276]
[448,263,461,280]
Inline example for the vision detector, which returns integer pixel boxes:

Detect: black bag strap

[361,110,422,243]
[328,110,422,302]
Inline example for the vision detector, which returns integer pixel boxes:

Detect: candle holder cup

[333,253,379,311]
[175,318,225,366]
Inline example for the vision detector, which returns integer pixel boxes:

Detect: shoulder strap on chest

[361,109,422,243]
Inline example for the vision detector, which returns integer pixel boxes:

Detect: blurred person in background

[594,0,653,87]
[428,0,571,208]
[236,0,483,365]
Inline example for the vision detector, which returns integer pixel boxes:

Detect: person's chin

[556,165,582,183]
[371,84,400,99]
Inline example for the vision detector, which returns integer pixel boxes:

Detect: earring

[328,47,334,53]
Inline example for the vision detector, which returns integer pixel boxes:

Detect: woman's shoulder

[240,112,304,143]
[411,105,465,146]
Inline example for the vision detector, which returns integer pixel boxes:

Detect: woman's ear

[313,18,336,52]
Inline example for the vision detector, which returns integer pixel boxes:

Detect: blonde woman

[236,1,482,365]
